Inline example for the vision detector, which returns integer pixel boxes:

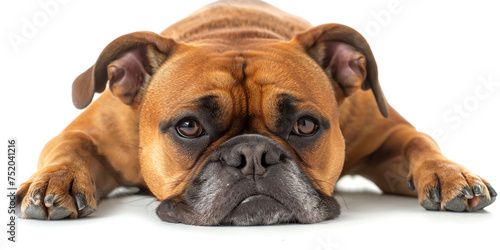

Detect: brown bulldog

[17,0,496,225]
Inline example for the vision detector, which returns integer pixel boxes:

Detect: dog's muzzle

[156,134,340,225]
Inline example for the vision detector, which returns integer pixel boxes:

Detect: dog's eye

[292,117,318,136]
[176,120,204,138]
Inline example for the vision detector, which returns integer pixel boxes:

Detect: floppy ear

[72,32,178,109]
[292,24,389,118]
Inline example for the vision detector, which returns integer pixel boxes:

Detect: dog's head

[73,24,387,225]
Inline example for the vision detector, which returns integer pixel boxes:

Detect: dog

[17,0,496,225]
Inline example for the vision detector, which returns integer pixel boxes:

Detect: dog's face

[140,41,345,225]
[73,24,387,225]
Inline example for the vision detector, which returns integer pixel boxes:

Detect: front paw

[16,164,97,220]
[408,160,496,212]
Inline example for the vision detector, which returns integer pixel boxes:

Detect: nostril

[261,152,269,168]
[279,153,287,163]
[263,150,281,166]
[260,152,278,168]
[236,154,247,170]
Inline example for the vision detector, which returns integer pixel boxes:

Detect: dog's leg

[17,32,175,220]
[352,122,496,211]
[17,130,125,220]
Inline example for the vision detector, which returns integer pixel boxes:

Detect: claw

[33,193,41,206]
[408,178,415,191]
[75,194,87,211]
[44,194,55,207]
[462,187,474,199]
[429,187,440,202]
[472,184,482,196]
[487,186,497,197]
[74,193,95,218]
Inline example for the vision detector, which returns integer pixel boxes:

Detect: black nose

[220,134,286,176]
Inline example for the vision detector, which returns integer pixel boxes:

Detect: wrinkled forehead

[142,42,338,122]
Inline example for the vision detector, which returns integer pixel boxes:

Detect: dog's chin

[156,195,296,226]
[156,191,340,226]
[219,195,296,226]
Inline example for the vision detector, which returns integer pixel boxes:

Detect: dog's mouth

[219,194,296,226]
[239,194,276,205]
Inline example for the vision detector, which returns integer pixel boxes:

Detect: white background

[1,0,499,249]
